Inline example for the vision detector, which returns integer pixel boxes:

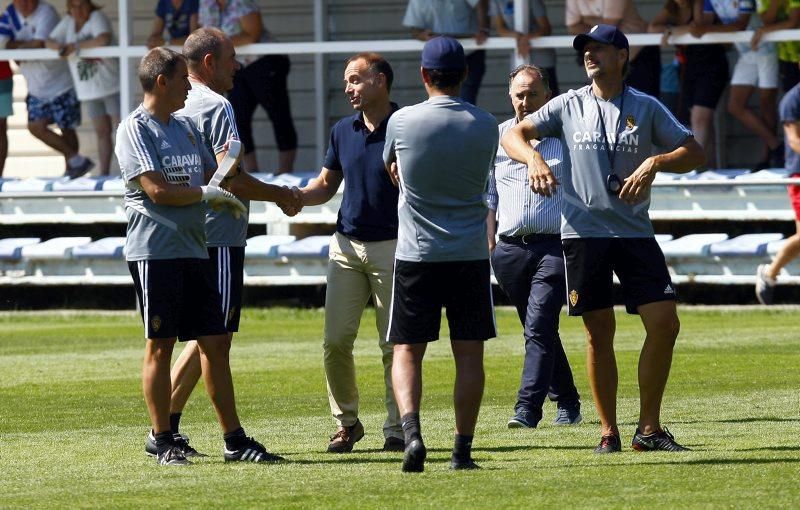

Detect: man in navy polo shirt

[297,52,403,454]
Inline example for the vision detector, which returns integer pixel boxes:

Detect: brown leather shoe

[327,419,364,453]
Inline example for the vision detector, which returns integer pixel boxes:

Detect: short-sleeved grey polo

[116,105,217,261]
[176,79,249,248]
[384,95,498,262]
[402,0,481,35]
[527,85,692,239]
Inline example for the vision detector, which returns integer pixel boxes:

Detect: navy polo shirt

[323,104,400,241]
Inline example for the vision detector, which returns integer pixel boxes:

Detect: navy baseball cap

[573,24,629,52]
[421,36,466,71]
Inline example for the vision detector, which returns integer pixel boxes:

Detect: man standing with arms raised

[503,25,705,453]
[142,27,299,459]
[384,37,498,472]
[117,47,278,465]
[296,53,403,453]
[488,64,582,430]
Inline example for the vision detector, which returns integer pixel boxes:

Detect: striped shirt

[488,117,563,236]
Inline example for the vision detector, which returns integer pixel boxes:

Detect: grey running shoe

[67,157,95,180]
[594,433,622,454]
[327,419,365,453]
[755,264,776,305]
[553,405,583,426]
[157,444,192,466]
[631,427,690,452]
[507,408,538,429]
[402,438,426,473]
[383,436,405,452]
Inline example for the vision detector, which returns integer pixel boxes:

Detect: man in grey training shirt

[488,64,582,431]
[117,47,280,466]
[502,24,705,454]
[384,37,498,472]
[141,28,300,459]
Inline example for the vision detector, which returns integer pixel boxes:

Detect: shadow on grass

[670,417,799,425]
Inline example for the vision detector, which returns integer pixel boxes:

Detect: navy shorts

[562,238,676,316]
[388,259,496,344]
[129,258,228,341]
[26,88,81,129]
[203,246,245,332]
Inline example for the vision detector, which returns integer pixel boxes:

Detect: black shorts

[128,258,227,341]
[204,246,245,332]
[562,238,676,316]
[683,54,729,109]
[388,259,496,344]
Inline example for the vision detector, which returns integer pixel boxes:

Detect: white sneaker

[755,264,776,305]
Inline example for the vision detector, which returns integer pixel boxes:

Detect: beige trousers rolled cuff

[323,232,402,439]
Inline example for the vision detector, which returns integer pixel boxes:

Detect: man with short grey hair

[384,36,498,472]
[117,47,277,466]
[141,27,299,460]
[503,24,705,454]
[488,64,582,431]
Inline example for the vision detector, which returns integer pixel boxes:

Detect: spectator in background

[692,0,782,170]
[0,0,94,179]
[752,0,800,92]
[147,0,199,48]
[566,0,661,98]
[200,0,297,174]
[46,0,119,176]
[490,0,559,94]
[756,74,800,304]
[403,0,490,105]
[0,60,11,177]
[650,0,728,168]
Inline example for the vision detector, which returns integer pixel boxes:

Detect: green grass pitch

[1,307,799,508]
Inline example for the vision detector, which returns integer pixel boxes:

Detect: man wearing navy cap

[384,36,498,472]
[503,24,706,454]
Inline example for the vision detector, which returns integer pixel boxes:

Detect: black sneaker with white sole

[157,444,192,466]
[146,430,206,458]
[67,157,95,180]
[224,437,285,463]
[631,427,690,452]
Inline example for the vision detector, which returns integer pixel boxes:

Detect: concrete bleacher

[3,231,799,287]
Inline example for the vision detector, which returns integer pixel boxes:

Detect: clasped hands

[277,186,303,217]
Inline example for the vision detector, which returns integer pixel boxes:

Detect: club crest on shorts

[151,315,162,333]
[625,115,635,130]
[569,290,579,307]
[227,307,236,324]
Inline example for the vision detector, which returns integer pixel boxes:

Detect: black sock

[452,434,474,462]
[401,412,421,444]
[170,413,182,435]
[154,430,174,455]
[223,427,247,450]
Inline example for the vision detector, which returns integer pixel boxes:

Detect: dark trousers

[491,236,580,422]
[461,50,486,105]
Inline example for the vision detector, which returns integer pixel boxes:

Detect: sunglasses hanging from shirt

[592,86,626,195]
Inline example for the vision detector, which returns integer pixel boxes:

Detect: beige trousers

[324,232,402,439]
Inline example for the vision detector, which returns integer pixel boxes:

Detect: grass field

[1,307,799,508]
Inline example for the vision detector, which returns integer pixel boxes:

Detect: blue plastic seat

[0,238,41,260]
[72,237,126,259]
[708,233,783,257]
[244,235,296,259]
[276,235,330,258]
[660,233,729,257]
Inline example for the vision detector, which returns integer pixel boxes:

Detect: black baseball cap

[573,24,629,52]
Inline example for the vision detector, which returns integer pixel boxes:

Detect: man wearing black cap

[383,36,498,472]
[502,24,706,454]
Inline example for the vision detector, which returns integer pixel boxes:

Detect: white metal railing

[0,0,797,167]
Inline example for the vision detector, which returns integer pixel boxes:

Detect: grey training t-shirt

[384,95,498,262]
[528,85,691,239]
[176,80,249,248]
[117,105,217,261]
